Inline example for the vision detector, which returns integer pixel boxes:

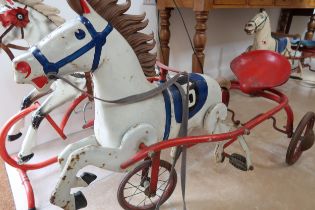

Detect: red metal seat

[230,50,291,94]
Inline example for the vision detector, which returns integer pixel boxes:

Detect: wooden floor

[0,158,14,210]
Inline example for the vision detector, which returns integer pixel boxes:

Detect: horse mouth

[244,28,254,35]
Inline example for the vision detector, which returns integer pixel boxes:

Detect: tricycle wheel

[117,160,177,210]
[286,112,315,165]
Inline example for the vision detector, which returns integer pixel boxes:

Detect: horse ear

[259,8,266,12]
[67,0,91,15]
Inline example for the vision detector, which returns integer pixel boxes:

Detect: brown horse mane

[67,0,156,77]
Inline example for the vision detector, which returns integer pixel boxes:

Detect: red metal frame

[121,82,294,169]
[149,152,161,195]
[0,95,87,210]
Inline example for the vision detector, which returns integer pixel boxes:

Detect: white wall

[0,1,312,153]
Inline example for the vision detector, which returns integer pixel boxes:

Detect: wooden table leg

[305,13,315,40]
[159,8,172,65]
[192,11,209,74]
[277,9,292,33]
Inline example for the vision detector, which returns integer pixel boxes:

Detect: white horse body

[12,1,225,209]
[0,0,86,164]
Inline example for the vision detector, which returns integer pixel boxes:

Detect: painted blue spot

[75,29,86,40]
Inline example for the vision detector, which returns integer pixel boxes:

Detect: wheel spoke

[127,182,142,190]
[125,190,144,199]
[157,181,168,192]
[159,169,168,176]
[124,186,136,190]
[136,197,147,207]
[148,197,154,205]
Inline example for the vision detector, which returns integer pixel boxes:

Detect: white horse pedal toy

[12,0,226,209]
[0,0,89,164]
[245,9,293,56]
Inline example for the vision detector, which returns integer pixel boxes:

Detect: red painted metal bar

[82,119,94,129]
[231,82,293,137]
[0,104,58,171]
[121,87,290,169]
[223,137,238,149]
[60,94,87,131]
[18,169,35,210]
[149,152,161,195]
[45,114,67,140]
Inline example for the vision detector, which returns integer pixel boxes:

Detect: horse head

[0,0,30,46]
[12,0,109,90]
[244,9,269,35]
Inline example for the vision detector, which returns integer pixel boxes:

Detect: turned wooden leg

[305,14,315,40]
[192,11,209,74]
[277,9,292,34]
[159,8,172,65]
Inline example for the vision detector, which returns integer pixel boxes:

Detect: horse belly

[94,96,167,148]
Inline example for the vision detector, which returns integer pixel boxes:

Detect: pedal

[228,153,253,171]
[80,172,97,185]
[8,132,22,142]
[74,191,87,209]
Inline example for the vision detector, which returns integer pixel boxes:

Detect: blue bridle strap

[32,16,113,75]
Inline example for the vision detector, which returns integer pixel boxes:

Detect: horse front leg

[7,88,52,141]
[17,78,84,164]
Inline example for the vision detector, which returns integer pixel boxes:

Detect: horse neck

[14,2,57,45]
[253,19,274,49]
[92,29,154,100]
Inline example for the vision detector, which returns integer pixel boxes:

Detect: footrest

[229,153,248,171]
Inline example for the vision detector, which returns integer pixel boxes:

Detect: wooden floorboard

[0,158,15,210]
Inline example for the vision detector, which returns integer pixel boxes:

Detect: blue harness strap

[169,73,208,123]
[32,16,113,75]
[162,89,171,140]
[274,37,288,53]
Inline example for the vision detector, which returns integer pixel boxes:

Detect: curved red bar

[121,86,291,169]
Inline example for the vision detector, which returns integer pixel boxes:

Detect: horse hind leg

[51,145,115,210]
[51,124,158,209]
[58,136,99,188]
[203,103,228,134]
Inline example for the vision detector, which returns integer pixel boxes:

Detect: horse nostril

[16,61,32,78]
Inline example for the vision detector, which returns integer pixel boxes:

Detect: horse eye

[16,14,24,20]
[75,29,86,40]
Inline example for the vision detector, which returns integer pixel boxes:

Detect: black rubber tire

[286,112,315,165]
[117,160,177,210]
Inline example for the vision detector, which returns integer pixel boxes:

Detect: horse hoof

[74,191,87,209]
[80,172,97,185]
[8,132,22,142]
[18,153,34,165]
